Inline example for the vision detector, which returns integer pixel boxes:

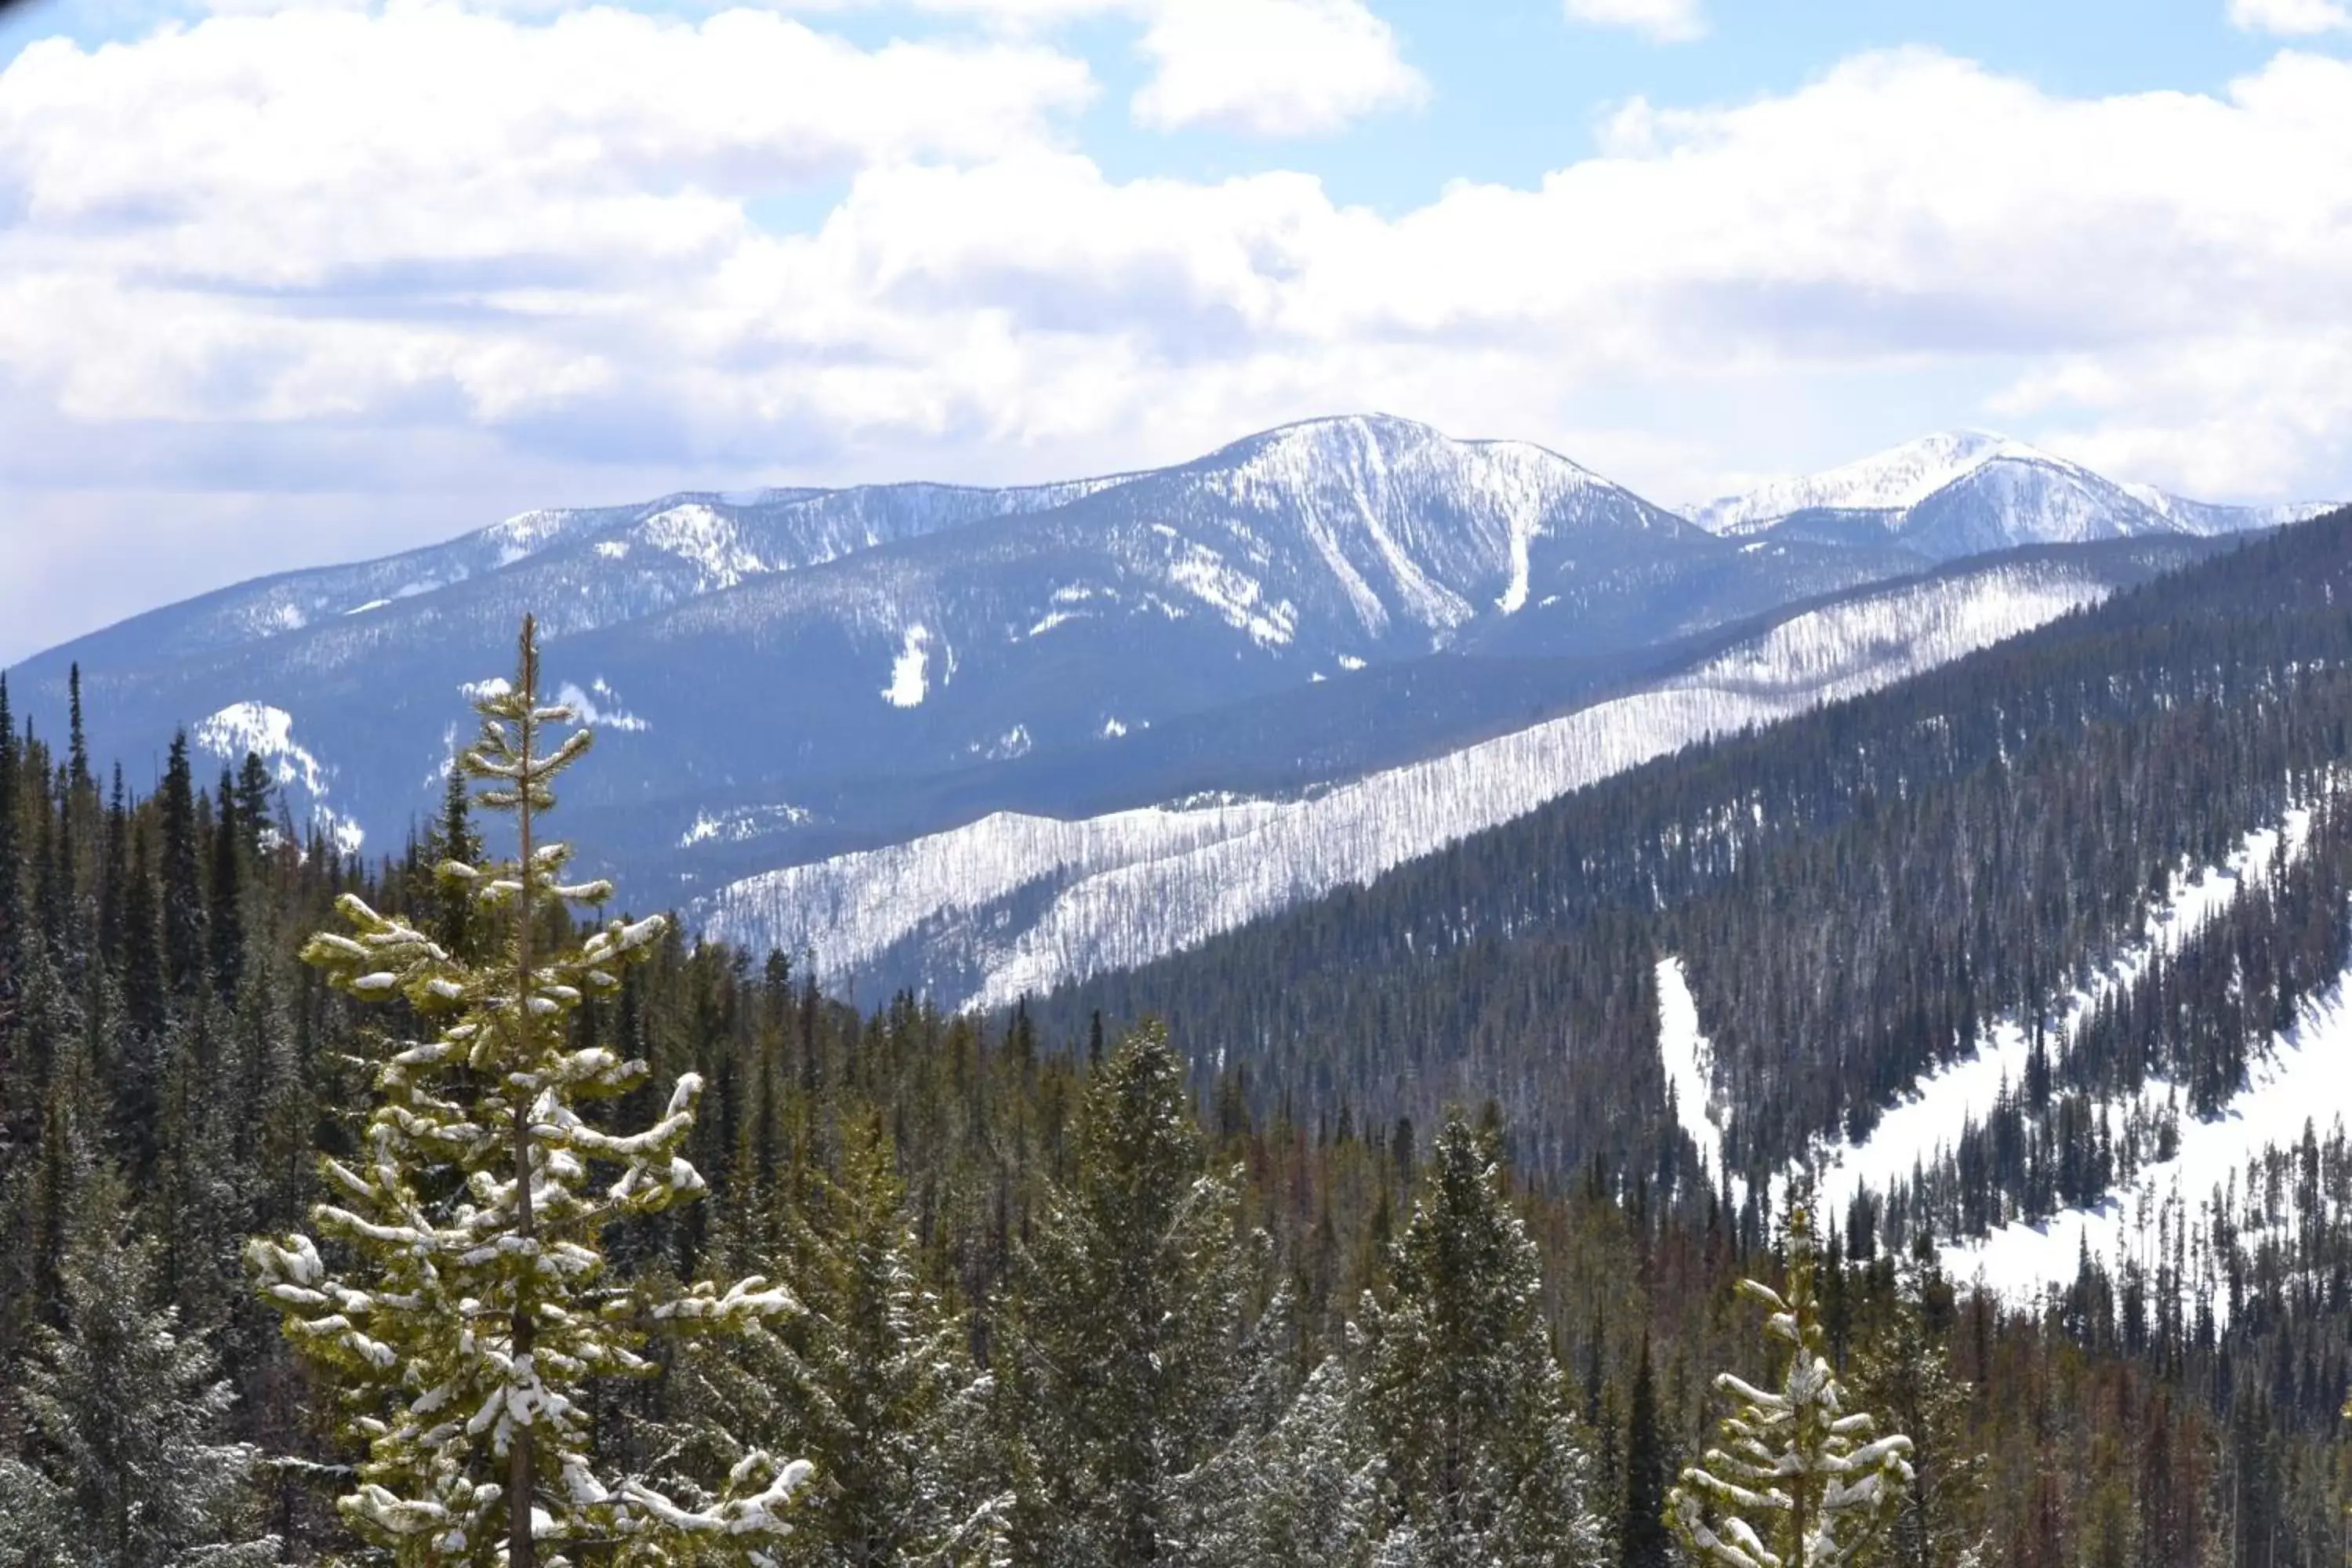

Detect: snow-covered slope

[1664,801,2350,1308]
[7,414,2283,932]
[699,555,2122,1006]
[1689,432,2331,561]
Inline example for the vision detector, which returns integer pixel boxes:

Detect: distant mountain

[5,416,2325,980]
[4,416,1896,880]
[1686,430,2324,559]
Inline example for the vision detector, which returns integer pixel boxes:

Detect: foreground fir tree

[1363,1113,1602,1567]
[246,619,808,1566]
[0,1137,275,1568]
[1669,1200,1912,1568]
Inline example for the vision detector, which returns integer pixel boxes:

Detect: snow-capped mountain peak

[1688,429,2049,535]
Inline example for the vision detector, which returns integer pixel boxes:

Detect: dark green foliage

[1006,1022,1249,1564]
[156,732,204,1002]
[1365,1113,1598,1566]
[1620,1339,1671,1568]
[0,1135,274,1568]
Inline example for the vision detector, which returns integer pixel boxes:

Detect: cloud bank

[2,4,2350,658]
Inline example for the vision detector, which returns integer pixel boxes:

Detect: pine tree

[1363,1112,1601,1567]
[1240,1341,1383,1567]
[675,1113,989,1566]
[157,732,205,1003]
[0,1140,276,1568]
[1007,1021,1248,1566]
[234,752,275,860]
[1670,1198,1913,1568]
[247,618,808,1566]
[1621,1338,1673,1568]
[0,673,21,989]
[426,758,485,962]
[209,764,244,1000]
[1849,1261,1984,1568]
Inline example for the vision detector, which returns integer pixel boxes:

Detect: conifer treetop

[248,615,810,1566]
[1670,1196,1913,1568]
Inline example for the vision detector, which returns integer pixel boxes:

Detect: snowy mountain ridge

[5,414,2308,1011]
[1687,430,2320,557]
[1688,430,2036,533]
[697,554,2128,1007]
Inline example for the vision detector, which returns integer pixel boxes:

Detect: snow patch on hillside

[680,803,812,849]
[192,702,331,797]
[1811,811,2311,1231]
[556,680,648,733]
[1945,976,2352,1308]
[883,626,931,707]
[1781,803,2321,1303]
[486,509,572,567]
[637,503,770,588]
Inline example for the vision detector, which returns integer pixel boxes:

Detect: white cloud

[2227,0,2351,35]
[1131,0,1426,136]
[1564,0,1707,44]
[7,23,2352,652]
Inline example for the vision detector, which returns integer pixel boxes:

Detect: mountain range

[6,415,2327,995]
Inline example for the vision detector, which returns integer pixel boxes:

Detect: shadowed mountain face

[5,416,2311,960]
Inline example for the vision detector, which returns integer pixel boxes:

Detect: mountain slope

[699,541,2207,1004]
[1016,508,2352,1196]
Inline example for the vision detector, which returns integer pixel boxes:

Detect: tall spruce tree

[1670,1199,1913,1568]
[157,732,205,1003]
[1621,1338,1673,1568]
[209,765,244,1000]
[234,752,274,860]
[1849,1261,1984,1568]
[674,1113,992,1566]
[0,674,20,989]
[248,617,808,1566]
[1007,1022,1247,1566]
[1363,1112,1602,1567]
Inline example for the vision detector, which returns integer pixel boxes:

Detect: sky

[2,0,2350,662]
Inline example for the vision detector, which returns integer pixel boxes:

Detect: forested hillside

[2,587,2349,1561]
[1036,509,2352,1189]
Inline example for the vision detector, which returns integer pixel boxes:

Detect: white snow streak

[883,625,931,708]
[1944,975,2352,1309]
[1656,957,1726,1187]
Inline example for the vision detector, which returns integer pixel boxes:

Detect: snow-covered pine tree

[1363,1112,1602,1568]
[1239,1322,1385,1568]
[0,1134,276,1568]
[246,617,808,1566]
[1669,1196,1913,1568]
